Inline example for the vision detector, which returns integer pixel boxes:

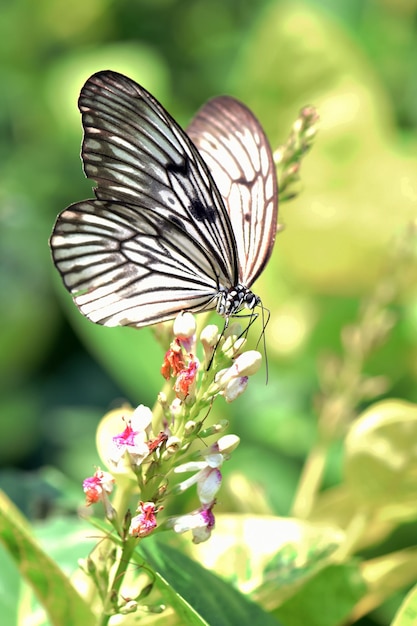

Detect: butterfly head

[216,284,260,318]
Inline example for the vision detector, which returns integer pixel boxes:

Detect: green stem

[334,508,370,561]
[290,438,328,518]
[99,538,138,626]
[151,377,174,433]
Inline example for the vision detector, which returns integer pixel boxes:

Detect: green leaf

[0,491,96,626]
[361,547,417,618]
[186,514,345,606]
[136,536,283,626]
[344,400,417,508]
[274,562,366,626]
[0,544,19,626]
[392,581,417,626]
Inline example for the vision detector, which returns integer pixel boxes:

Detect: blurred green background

[2,0,417,621]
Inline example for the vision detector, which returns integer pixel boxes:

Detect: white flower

[173,438,237,504]
[217,434,240,454]
[200,324,219,348]
[216,351,262,386]
[197,467,222,504]
[173,312,196,339]
[170,504,216,544]
[108,404,152,467]
[221,375,248,402]
[174,462,222,503]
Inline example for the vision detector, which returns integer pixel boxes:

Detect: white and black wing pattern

[187,96,278,287]
[50,70,278,328]
[50,71,241,327]
[51,199,233,327]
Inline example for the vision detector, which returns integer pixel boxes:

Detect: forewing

[50,199,221,327]
[187,96,278,287]
[78,71,238,287]
[50,71,246,327]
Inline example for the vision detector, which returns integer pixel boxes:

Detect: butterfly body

[50,71,278,328]
[216,284,259,317]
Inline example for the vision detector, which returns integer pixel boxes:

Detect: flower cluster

[274,105,319,203]
[82,313,261,543]
[160,312,200,402]
[169,434,239,543]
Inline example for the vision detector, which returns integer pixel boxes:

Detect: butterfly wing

[50,70,240,327]
[51,199,228,327]
[187,96,278,287]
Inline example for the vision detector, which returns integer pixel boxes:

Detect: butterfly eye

[245,293,260,310]
[50,70,278,329]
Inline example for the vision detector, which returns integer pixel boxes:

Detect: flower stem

[99,538,138,626]
[290,438,328,518]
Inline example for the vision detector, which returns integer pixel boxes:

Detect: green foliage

[0,492,96,626]
[139,538,284,626]
[275,562,366,626]
[3,0,417,624]
[392,583,417,626]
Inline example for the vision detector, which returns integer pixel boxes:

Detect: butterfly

[50,71,278,329]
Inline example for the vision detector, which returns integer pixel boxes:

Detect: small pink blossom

[108,405,152,467]
[174,357,199,400]
[83,468,115,506]
[161,340,185,379]
[129,501,160,538]
[147,431,168,453]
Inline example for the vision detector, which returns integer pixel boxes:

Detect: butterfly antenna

[255,302,270,384]
[206,318,228,371]
[207,312,250,370]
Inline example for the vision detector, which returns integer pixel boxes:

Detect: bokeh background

[2,0,417,623]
